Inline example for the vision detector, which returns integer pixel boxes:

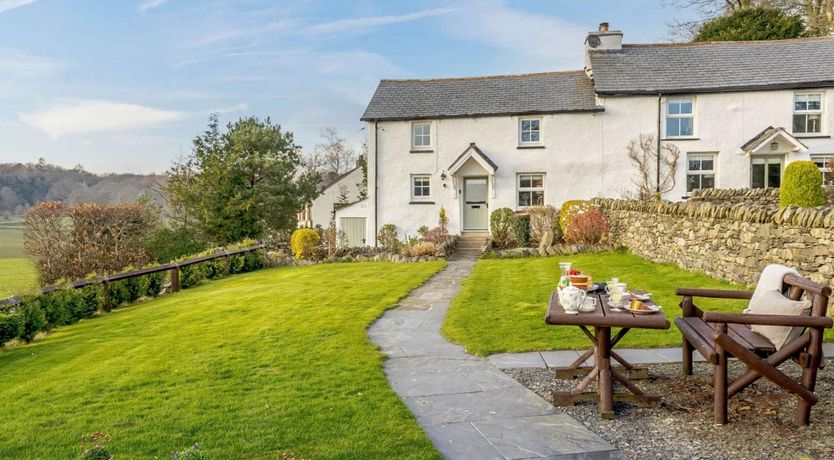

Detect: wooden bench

[675,274,833,426]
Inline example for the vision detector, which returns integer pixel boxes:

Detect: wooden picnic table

[545,290,671,419]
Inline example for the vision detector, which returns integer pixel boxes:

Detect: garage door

[340,217,366,247]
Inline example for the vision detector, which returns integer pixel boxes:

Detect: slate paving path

[369,255,619,460]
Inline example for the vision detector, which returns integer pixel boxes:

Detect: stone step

[458,241,485,249]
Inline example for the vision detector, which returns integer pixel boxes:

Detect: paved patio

[369,255,619,460]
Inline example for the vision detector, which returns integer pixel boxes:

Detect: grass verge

[0,258,38,298]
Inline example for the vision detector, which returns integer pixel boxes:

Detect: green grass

[0,261,445,459]
[0,218,24,259]
[442,251,758,355]
[0,258,38,298]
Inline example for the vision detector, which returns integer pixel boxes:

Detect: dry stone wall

[594,197,834,291]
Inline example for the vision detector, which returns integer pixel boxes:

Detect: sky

[0,0,699,174]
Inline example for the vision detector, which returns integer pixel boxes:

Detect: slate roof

[590,37,834,95]
[361,71,601,121]
[740,126,808,153]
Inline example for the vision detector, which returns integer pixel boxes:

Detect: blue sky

[0,0,698,174]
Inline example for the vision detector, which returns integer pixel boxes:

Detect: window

[519,118,541,144]
[793,93,823,134]
[411,175,431,200]
[666,97,694,138]
[411,122,432,150]
[517,174,544,207]
[811,154,834,184]
[686,153,716,193]
[751,156,782,189]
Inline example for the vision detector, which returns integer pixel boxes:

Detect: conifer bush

[780,161,826,208]
[290,228,320,260]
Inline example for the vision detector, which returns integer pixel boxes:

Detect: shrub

[438,207,449,230]
[77,283,104,318]
[422,226,449,244]
[291,228,320,260]
[145,227,204,263]
[242,250,264,272]
[512,214,531,248]
[205,257,230,279]
[527,205,561,245]
[18,298,46,342]
[377,224,399,252]
[565,209,609,245]
[416,226,429,238]
[0,314,22,346]
[490,208,515,248]
[321,220,347,257]
[229,254,246,274]
[180,262,208,288]
[106,280,130,310]
[780,161,826,208]
[403,241,438,257]
[145,272,166,296]
[559,200,592,235]
[40,290,72,328]
[124,272,150,302]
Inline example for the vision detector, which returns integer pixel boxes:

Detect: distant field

[0,218,24,259]
[0,258,38,298]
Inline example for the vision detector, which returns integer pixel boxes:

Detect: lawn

[0,217,24,259]
[0,261,445,459]
[0,258,39,298]
[442,251,760,356]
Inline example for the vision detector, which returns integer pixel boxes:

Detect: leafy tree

[166,114,320,245]
[694,6,805,41]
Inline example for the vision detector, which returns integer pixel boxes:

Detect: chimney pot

[599,22,609,32]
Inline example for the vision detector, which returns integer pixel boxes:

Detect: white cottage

[339,23,834,246]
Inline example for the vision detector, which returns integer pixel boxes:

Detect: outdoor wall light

[770,141,779,151]
[440,172,447,181]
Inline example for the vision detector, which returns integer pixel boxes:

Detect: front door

[751,156,783,188]
[463,177,488,230]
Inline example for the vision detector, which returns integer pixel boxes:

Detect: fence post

[102,279,112,312]
[170,266,181,293]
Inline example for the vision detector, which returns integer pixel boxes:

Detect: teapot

[559,285,587,313]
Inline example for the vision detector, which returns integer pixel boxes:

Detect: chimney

[584,22,622,77]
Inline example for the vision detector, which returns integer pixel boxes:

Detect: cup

[610,282,628,306]
[605,278,619,295]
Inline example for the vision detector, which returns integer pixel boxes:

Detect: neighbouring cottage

[338,22,834,246]
[297,159,366,245]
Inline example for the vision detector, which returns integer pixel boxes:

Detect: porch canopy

[447,142,498,176]
[740,126,808,155]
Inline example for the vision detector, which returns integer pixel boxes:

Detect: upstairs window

[517,173,544,208]
[519,118,541,144]
[793,93,823,134]
[411,175,431,200]
[411,122,432,150]
[666,97,694,138]
[686,153,716,193]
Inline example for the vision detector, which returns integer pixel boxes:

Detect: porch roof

[740,126,808,154]
[447,143,498,176]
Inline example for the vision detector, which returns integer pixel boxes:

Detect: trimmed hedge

[511,214,531,248]
[780,161,826,208]
[0,242,264,347]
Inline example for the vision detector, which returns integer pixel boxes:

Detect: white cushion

[745,290,812,350]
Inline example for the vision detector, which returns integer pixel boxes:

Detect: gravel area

[503,360,834,460]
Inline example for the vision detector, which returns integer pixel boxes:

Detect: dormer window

[793,93,823,135]
[519,117,541,145]
[411,122,432,151]
[666,97,694,138]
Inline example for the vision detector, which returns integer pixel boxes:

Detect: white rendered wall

[310,167,364,228]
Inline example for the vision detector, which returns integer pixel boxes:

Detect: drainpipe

[373,121,379,247]
[656,93,662,198]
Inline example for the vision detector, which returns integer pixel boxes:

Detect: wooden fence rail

[0,243,265,308]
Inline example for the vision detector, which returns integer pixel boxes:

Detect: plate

[625,304,661,315]
[586,283,604,293]
[633,293,652,301]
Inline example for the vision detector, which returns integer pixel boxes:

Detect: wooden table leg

[597,326,614,419]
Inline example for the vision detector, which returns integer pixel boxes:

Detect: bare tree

[664,0,834,37]
[626,134,681,200]
[315,127,356,176]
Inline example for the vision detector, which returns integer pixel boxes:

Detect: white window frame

[518,117,542,145]
[665,97,695,138]
[516,173,545,208]
[411,122,433,151]
[793,92,824,135]
[411,174,431,200]
[686,152,717,194]
[750,156,783,189]
[811,153,833,184]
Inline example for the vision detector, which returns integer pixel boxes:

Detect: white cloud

[0,0,37,15]
[0,48,64,78]
[302,7,456,36]
[211,102,248,114]
[136,0,170,14]
[19,101,183,138]
[444,0,587,68]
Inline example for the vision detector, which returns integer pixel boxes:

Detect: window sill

[410,149,434,153]
[517,145,545,150]
[409,201,435,205]
[661,137,699,141]
[793,134,830,139]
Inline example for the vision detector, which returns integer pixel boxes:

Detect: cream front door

[463,177,488,231]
